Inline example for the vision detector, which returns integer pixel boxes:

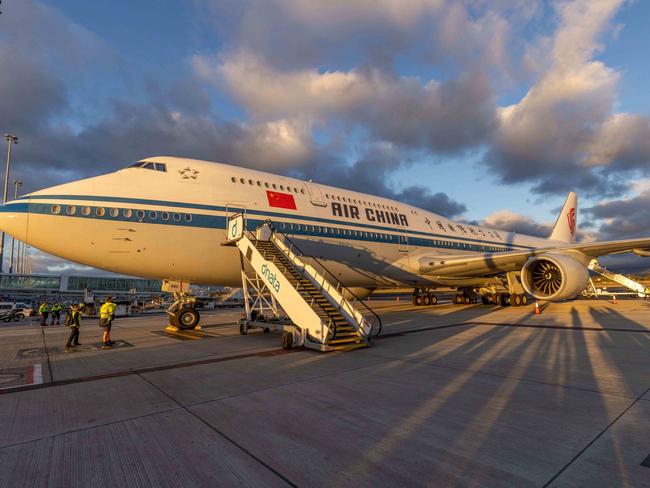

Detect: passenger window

[272,183,277,189]
[66,206,76,215]
[240,178,245,184]
[184,214,192,222]
[137,210,145,219]
[249,179,253,185]
[96,207,105,217]
[161,212,169,221]
[149,211,157,220]
[257,181,262,186]
[300,189,305,194]
[173,213,181,222]
[51,205,61,215]
[109,208,119,217]
[265,182,270,188]
[280,185,285,191]
[231,177,236,183]
[123,209,133,218]
[81,207,91,216]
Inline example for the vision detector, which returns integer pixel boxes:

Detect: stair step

[327,337,362,345]
[331,343,369,352]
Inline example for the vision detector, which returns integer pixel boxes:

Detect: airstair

[225,217,382,351]
[586,259,649,298]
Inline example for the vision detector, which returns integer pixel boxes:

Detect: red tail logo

[567,208,576,235]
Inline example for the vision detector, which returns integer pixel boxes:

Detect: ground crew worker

[38,302,50,327]
[51,302,62,325]
[64,304,81,350]
[99,296,117,349]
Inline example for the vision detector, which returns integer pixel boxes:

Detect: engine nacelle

[521,254,589,301]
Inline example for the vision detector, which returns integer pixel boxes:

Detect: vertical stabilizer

[549,192,577,243]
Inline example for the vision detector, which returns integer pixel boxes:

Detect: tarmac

[0,298,649,487]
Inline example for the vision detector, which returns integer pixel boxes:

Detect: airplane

[1,156,649,329]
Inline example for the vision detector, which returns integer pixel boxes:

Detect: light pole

[9,179,22,273]
[0,134,18,274]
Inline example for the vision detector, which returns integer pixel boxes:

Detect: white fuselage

[0,157,555,288]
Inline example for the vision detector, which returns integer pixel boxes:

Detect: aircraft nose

[0,199,30,241]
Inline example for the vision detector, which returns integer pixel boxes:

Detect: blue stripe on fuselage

[20,194,533,250]
[4,198,530,253]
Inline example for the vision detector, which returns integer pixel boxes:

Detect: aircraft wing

[415,237,650,277]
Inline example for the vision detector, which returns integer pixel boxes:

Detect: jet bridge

[224,217,381,351]
[586,259,649,298]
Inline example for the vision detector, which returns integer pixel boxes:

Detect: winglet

[549,192,577,243]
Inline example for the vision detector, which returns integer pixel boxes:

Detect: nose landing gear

[167,292,201,330]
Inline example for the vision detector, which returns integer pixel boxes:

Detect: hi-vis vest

[100,302,117,319]
[52,304,62,312]
[38,304,49,314]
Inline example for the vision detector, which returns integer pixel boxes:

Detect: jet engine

[521,254,589,301]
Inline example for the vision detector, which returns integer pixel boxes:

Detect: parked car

[0,309,21,322]
[0,302,35,319]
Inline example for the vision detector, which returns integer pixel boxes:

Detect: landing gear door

[305,182,327,207]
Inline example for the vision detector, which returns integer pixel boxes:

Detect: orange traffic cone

[534,302,541,314]
[612,294,617,304]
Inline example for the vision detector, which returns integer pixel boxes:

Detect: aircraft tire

[281,331,293,350]
[239,322,248,335]
[423,295,431,306]
[454,294,463,305]
[521,295,528,305]
[176,307,200,330]
[513,294,522,306]
[430,294,438,305]
[463,296,471,304]
[415,295,423,306]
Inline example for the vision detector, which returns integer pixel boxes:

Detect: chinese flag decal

[266,190,297,210]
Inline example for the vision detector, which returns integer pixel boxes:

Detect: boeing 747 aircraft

[0,156,649,329]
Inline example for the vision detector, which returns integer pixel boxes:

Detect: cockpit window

[128,161,167,172]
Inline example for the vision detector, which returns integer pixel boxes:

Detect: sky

[2,0,650,273]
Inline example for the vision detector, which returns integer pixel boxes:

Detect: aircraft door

[225,204,247,231]
[398,231,408,253]
[305,182,327,207]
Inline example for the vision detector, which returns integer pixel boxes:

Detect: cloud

[293,142,467,217]
[196,50,496,154]
[482,209,552,237]
[486,0,650,197]
[198,0,528,74]
[584,189,650,240]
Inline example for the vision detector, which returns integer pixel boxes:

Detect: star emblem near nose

[178,167,199,179]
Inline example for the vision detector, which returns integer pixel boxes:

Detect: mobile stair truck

[223,215,381,351]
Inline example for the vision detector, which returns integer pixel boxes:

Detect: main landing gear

[412,288,438,306]
[479,293,527,307]
[167,292,201,330]
[453,294,475,305]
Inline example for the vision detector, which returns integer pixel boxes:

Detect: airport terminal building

[0,273,164,301]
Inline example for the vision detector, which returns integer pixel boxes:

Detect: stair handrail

[260,220,382,338]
